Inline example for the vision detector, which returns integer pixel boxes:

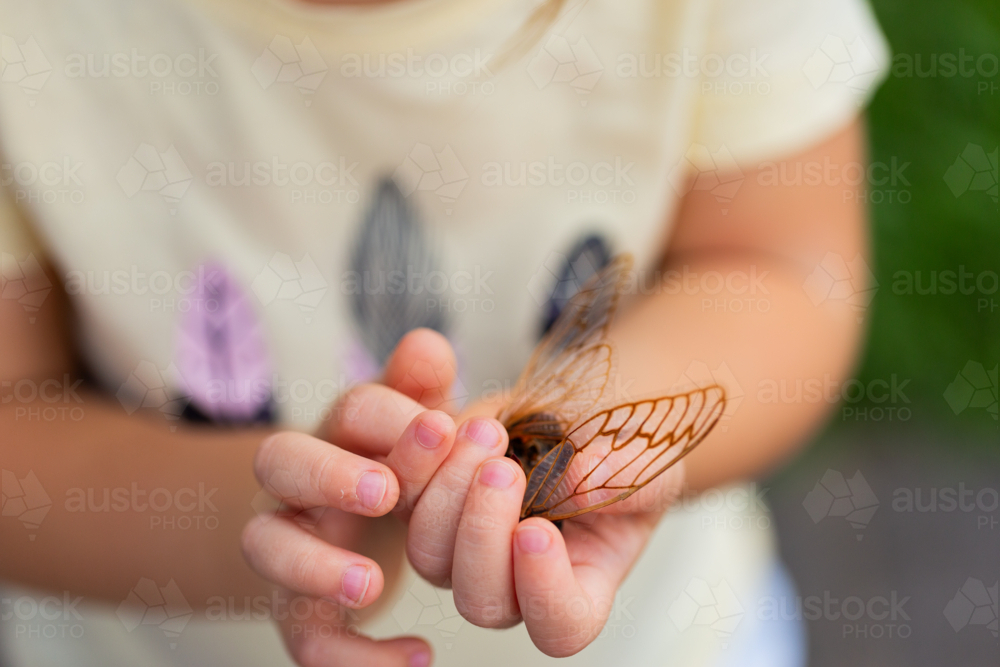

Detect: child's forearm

[0,275,407,609]
[610,252,863,491]
[610,120,868,491]
[1,390,275,604]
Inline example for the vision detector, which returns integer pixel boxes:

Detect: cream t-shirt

[0,0,889,664]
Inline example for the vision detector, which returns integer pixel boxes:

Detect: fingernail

[341,565,370,605]
[516,526,551,554]
[415,420,445,449]
[356,471,386,510]
[409,649,431,667]
[466,419,500,448]
[480,460,515,488]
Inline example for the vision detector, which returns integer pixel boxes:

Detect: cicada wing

[523,386,726,521]
[500,255,632,430]
[527,254,632,378]
[499,342,613,431]
[520,438,575,518]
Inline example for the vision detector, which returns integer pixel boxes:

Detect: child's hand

[240,328,463,667]
[348,330,687,658]
[242,421,434,667]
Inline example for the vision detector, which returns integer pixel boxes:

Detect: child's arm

[0,272,427,665]
[612,119,868,490]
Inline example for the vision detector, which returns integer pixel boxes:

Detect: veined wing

[520,386,726,520]
[499,254,633,431]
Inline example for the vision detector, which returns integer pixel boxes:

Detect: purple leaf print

[175,262,272,423]
[342,337,381,385]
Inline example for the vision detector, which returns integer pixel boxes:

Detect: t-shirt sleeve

[693,0,891,165]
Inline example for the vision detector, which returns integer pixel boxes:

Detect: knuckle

[406,539,452,588]
[537,627,594,659]
[455,596,518,629]
[288,542,322,590]
[289,634,325,667]
[332,385,372,426]
[239,518,265,565]
[254,433,285,482]
[309,449,342,506]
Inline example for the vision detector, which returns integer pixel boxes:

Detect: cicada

[501,254,726,521]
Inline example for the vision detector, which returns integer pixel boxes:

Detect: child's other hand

[356,330,686,658]
[241,327,463,667]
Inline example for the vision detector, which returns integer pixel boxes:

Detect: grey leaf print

[541,234,611,336]
[350,177,447,365]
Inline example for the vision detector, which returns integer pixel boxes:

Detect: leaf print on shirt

[540,234,612,337]
[346,177,448,377]
[175,262,273,424]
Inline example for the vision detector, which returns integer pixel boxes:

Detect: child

[0,0,888,664]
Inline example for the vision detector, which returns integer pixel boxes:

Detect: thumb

[382,328,461,415]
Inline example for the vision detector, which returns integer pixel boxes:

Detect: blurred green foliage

[850,0,999,437]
